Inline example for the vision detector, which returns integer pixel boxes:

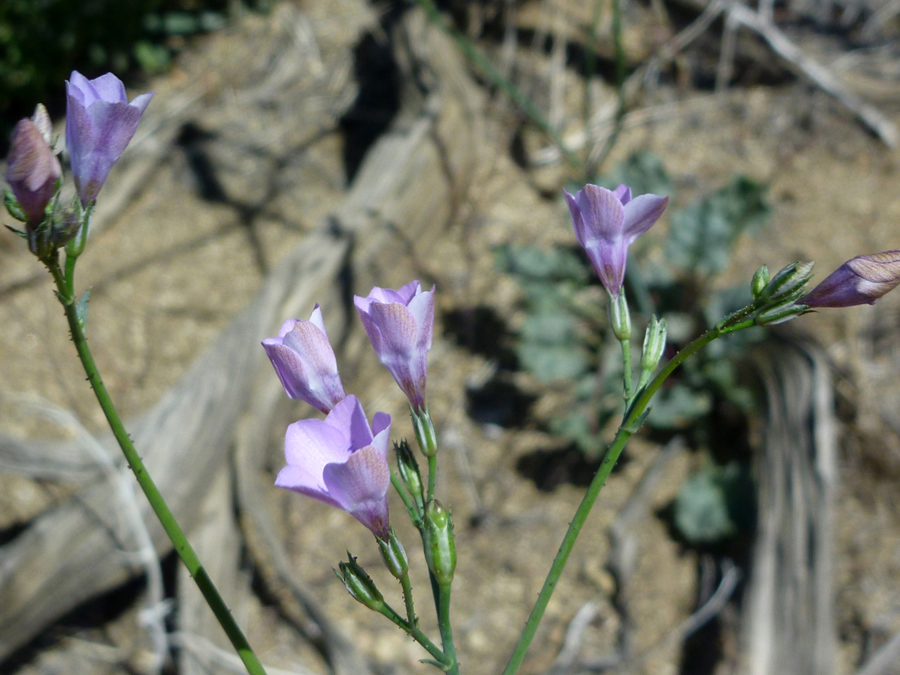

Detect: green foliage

[0,0,270,145]
[674,461,756,544]
[666,176,770,275]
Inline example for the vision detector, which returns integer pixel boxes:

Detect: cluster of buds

[5,72,152,260]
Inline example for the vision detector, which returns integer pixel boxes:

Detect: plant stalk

[48,257,268,675]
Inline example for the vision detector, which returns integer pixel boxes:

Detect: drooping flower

[65,71,153,205]
[262,305,346,414]
[6,107,61,227]
[564,183,669,299]
[275,395,392,538]
[354,281,435,412]
[801,251,900,308]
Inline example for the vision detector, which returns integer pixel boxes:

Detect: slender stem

[436,581,459,675]
[48,259,267,675]
[619,336,634,402]
[375,601,447,666]
[427,453,437,502]
[399,571,419,628]
[390,469,422,526]
[501,324,726,675]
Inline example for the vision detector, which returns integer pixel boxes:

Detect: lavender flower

[354,281,435,412]
[275,395,392,538]
[802,251,900,308]
[65,71,153,205]
[564,183,669,298]
[262,305,346,414]
[6,108,61,227]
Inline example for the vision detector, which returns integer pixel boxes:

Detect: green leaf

[517,342,588,382]
[5,189,27,222]
[674,462,756,544]
[666,177,770,275]
[646,383,711,429]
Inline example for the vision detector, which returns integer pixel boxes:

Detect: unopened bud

[640,315,667,374]
[412,407,438,457]
[377,528,410,580]
[754,301,806,326]
[423,501,456,586]
[609,291,632,341]
[759,261,814,305]
[336,555,384,611]
[395,439,425,511]
[751,265,770,299]
[801,251,900,308]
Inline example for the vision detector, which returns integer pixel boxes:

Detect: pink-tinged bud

[6,117,61,227]
[66,71,153,205]
[354,281,435,412]
[275,395,392,538]
[564,183,669,299]
[801,251,900,308]
[262,305,346,414]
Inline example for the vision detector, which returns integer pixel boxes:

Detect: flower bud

[377,528,410,580]
[609,291,632,341]
[336,555,385,611]
[751,265,770,299]
[412,407,438,457]
[640,315,667,374]
[758,261,815,305]
[801,251,900,308]
[395,439,425,512]
[6,117,61,228]
[423,501,456,586]
[754,301,806,326]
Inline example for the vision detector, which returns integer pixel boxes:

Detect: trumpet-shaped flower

[564,184,669,298]
[262,305,346,414]
[7,110,61,227]
[802,251,900,308]
[275,395,391,538]
[65,71,153,205]
[354,281,435,412]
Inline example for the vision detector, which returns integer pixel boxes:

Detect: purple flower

[564,184,669,298]
[65,71,153,205]
[275,395,392,538]
[6,110,61,227]
[354,281,435,412]
[262,305,346,414]
[802,251,900,308]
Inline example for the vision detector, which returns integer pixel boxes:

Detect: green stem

[391,468,422,527]
[399,571,419,629]
[427,453,437,502]
[501,323,727,675]
[375,602,447,667]
[436,581,459,675]
[48,259,267,675]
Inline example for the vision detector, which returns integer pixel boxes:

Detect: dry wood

[742,336,837,675]
[0,4,487,666]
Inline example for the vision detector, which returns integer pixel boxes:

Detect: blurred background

[2,1,900,674]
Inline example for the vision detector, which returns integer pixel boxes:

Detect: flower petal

[622,194,669,242]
